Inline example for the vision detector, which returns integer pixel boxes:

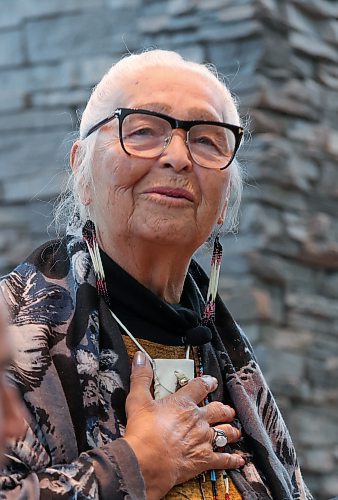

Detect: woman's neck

[99,236,193,304]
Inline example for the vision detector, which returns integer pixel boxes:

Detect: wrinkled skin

[125,352,244,499]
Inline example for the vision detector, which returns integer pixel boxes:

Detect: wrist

[124,435,172,499]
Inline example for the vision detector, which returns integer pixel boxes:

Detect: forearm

[1,439,145,500]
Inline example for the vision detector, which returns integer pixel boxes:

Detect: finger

[209,451,246,471]
[174,375,218,405]
[212,424,242,444]
[200,401,236,425]
[126,351,154,416]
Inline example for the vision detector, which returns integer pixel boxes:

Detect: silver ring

[212,428,228,449]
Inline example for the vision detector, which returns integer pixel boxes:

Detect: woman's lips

[143,187,195,202]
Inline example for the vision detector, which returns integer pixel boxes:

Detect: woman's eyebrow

[134,102,173,114]
[133,103,220,121]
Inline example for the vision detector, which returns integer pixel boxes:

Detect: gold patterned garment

[123,336,242,500]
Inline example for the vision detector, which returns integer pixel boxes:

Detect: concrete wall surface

[0,0,337,497]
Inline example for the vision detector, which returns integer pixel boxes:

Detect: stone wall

[0,0,337,497]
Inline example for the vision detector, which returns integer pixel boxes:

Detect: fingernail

[202,375,218,390]
[236,457,246,468]
[133,351,146,367]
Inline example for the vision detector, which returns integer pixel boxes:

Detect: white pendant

[153,358,195,400]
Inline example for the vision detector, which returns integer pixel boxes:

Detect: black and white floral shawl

[0,232,312,500]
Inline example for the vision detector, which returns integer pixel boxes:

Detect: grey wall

[0,0,337,497]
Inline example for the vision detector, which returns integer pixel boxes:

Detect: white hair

[55,49,244,234]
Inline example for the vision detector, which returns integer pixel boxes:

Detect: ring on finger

[212,428,228,450]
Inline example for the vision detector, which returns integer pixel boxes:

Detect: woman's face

[87,66,237,254]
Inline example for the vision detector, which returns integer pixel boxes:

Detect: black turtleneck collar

[100,249,212,347]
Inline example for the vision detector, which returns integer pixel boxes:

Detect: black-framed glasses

[84,107,244,170]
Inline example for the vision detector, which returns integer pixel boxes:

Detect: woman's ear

[70,140,92,206]
[70,141,80,172]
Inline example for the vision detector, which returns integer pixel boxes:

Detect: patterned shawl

[0,229,312,499]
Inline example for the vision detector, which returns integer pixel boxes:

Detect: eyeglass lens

[121,113,236,169]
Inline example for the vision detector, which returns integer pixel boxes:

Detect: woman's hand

[124,351,244,500]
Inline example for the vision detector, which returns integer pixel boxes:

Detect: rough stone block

[290,53,315,79]
[288,310,333,334]
[255,346,305,384]
[302,449,335,474]
[25,9,135,63]
[104,0,139,7]
[176,45,205,63]
[218,4,256,23]
[321,274,338,299]
[224,286,277,323]
[208,37,263,77]
[168,0,197,16]
[327,130,338,158]
[287,120,326,148]
[317,164,338,199]
[324,18,338,44]
[244,180,307,211]
[250,109,286,134]
[261,326,314,351]
[74,56,116,88]
[247,253,287,286]
[0,0,23,28]
[284,212,308,243]
[0,30,24,67]
[0,130,68,181]
[0,91,23,113]
[26,0,104,17]
[322,475,338,499]
[286,3,321,35]
[306,357,338,389]
[289,409,338,446]
[198,0,232,10]
[292,0,338,19]
[286,292,338,320]
[1,63,77,96]
[0,109,72,132]
[199,20,261,42]
[139,14,199,34]
[32,90,89,109]
[290,32,338,63]
[257,82,320,120]
[3,168,67,203]
[318,62,338,90]
[240,202,283,239]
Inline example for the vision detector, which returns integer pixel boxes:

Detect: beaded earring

[202,232,223,325]
[82,219,110,305]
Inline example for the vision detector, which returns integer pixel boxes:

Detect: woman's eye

[130,127,154,137]
[194,135,217,148]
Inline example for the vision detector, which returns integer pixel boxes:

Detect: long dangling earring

[202,224,223,325]
[82,219,110,305]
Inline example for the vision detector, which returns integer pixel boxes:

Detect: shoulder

[26,238,70,279]
[1,239,69,287]
[1,239,74,328]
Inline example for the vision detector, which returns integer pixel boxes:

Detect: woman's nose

[159,131,193,172]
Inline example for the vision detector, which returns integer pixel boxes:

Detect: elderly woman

[0,50,311,499]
